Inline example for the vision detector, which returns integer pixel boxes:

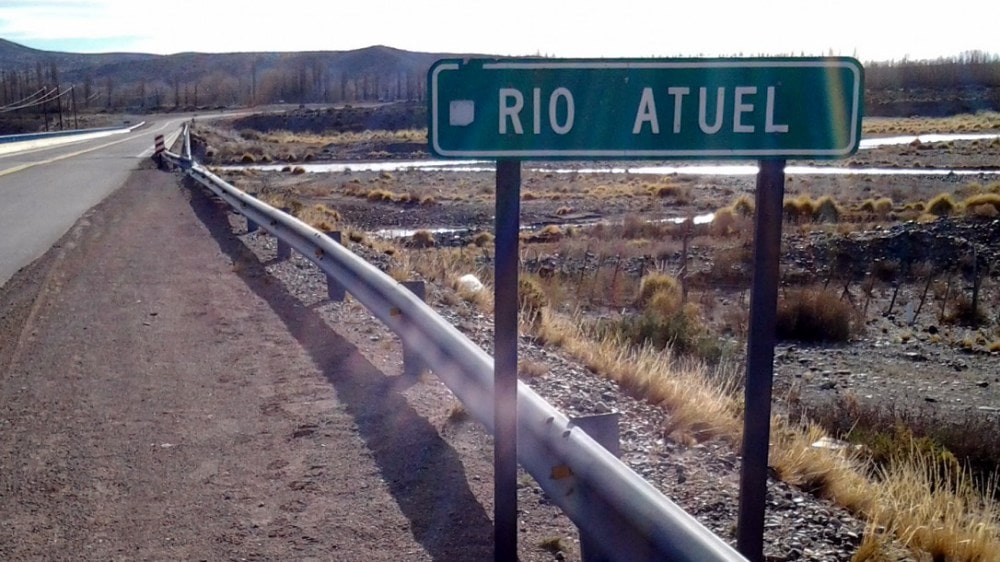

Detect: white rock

[456,274,485,294]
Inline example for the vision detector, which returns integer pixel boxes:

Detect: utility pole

[57,85,64,130]
[42,86,50,131]
[71,85,79,129]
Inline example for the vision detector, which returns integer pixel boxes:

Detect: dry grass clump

[366,188,395,202]
[536,314,743,443]
[637,272,682,306]
[590,272,727,362]
[519,275,549,326]
[783,194,843,223]
[864,451,1000,561]
[963,193,1000,217]
[776,288,859,343]
[722,194,755,218]
[709,207,742,237]
[784,195,816,223]
[472,231,495,247]
[296,203,341,231]
[858,197,894,220]
[813,195,842,223]
[926,193,958,216]
[410,230,435,248]
[768,422,873,512]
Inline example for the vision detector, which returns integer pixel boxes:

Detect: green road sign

[428,58,863,160]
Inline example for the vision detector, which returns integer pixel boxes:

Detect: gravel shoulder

[0,167,510,560]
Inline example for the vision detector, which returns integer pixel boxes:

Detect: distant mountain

[0,39,479,111]
[2,38,998,120]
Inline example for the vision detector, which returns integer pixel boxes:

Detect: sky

[0,0,997,63]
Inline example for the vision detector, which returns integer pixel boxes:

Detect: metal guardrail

[0,122,143,145]
[161,128,747,562]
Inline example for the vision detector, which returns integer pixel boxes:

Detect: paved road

[0,117,187,287]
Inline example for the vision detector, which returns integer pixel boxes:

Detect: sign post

[428,57,863,562]
[494,159,521,562]
[736,159,786,561]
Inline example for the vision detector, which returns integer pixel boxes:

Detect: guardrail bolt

[570,412,621,562]
[325,231,346,301]
[400,281,427,377]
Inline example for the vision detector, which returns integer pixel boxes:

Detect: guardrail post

[570,412,621,562]
[275,207,292,260]
[276,238,292,260]
[153,135,165,169]
[325,231,346,302]
[400,280,427,377]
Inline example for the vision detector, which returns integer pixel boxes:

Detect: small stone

[819,381,837,391]
[924,396,937,403]
[976,381,989,388]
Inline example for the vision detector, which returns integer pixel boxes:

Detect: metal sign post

[736,159,786,561]
[494,159,522,561]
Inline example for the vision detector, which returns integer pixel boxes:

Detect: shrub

[873,197,894,218]
[926,193,957,216]
[776,288,858,342]
[654,183,682,198]
[710,207,738,237]
[636,272,682,307]
[519,275,549,325]
[812,195,841,223]
[731,195,755,217]
[784,195,814,223]
[240,153,256,163]
[410,230,435,248]
[472,231,494,247]
[600,301,719,361]
[366,189,395,202]
[859,197,893,219]
[962,193,1000,216]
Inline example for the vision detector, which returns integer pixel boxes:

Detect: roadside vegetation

[209,112,1000,561]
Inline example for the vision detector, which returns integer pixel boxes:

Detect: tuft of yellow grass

[536,313,743,443]
[864,451,1000,561]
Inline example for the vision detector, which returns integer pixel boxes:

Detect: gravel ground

[229,198,883,562]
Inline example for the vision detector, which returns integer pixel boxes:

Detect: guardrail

[0,122,143,144]
[161,127,747,562]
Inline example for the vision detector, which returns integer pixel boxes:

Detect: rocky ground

[236,211,877,562]
[192,114,1000,560]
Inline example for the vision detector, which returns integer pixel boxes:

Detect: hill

[0,39,473,115]
[1,38,999,130]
